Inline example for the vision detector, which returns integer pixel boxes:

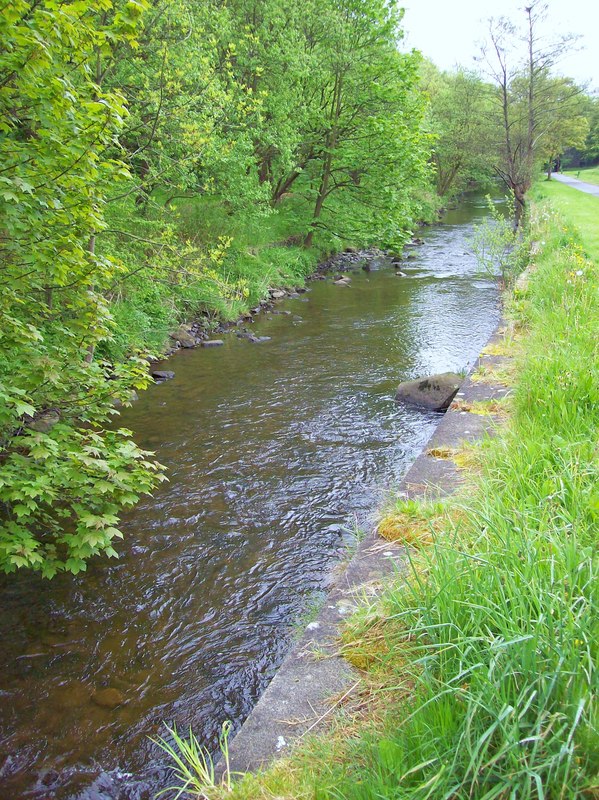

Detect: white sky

[401,0,599,91]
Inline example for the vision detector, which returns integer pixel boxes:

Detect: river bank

[101,187,442,366]
[146,244,424,374]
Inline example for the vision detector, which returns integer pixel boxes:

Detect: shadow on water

[0,192,503,798]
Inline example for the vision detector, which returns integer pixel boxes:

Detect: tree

[563,94,599,168]
[538,77,589,179]
[421,62,496,198]
[480,1,580,225]
[210,0,432,249]
[0,0,164,577]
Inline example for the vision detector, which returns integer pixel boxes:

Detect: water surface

[0,195,501,798]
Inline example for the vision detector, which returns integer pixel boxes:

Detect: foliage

[535,77,589,179]
[563,95,599,168]
[480,1,586,225]
[421,62,496,198]
[95,0,435,347]
[0,0,165,576]
[470,196,530,285]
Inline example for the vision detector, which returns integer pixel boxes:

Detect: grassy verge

[562,167,599,186]
[532,181,599,259]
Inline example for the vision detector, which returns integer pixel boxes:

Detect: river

[0,194,501,798]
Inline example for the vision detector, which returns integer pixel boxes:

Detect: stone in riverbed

[201,339,224,347]
[151,370,175,382]
[395,372,462,412]
[91,688,124,709]
[270,289,286,300]
[169,325,196,348]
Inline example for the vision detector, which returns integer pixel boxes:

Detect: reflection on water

[0,194,501,798]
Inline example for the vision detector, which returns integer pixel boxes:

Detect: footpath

[552,172,599,197]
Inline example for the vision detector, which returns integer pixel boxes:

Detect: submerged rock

[395,372,462,412]
[236,331,271,343]
[91,688,124,709]
[27,410,60,433]
[201,340,224,348]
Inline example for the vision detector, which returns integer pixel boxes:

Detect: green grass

[562,166,599,186]
[532,180,599,261]
[98,190,324,359]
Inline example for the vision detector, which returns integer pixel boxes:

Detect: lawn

[533,179,599,260]
[562,166,599,186]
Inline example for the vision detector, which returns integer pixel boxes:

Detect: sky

[400,0,599,91]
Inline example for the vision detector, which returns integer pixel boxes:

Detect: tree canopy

[0,0,431,576]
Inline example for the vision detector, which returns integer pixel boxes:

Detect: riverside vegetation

[156,184,599,798]
[1,0,597,576]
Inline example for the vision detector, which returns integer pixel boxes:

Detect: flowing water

[0,195,502,799]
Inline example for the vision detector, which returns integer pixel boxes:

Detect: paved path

[552,173,599,197]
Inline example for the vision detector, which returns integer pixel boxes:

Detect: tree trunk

[272,170,301,205]
[513,186,526,230]
[304,71,343,247]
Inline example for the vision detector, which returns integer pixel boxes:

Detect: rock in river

[395,372,462,412]
[169,324,196,349]
[27,410,60,433]
[201,340,224,347]
[151,370,175,382]
[91,688,124,709]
